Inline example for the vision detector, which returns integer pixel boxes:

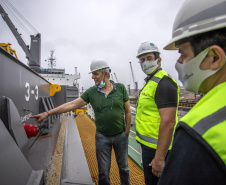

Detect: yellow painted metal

[76,108,87,114]
[50,84,61,96]
[75,112,145,185]
[0,43,18,59]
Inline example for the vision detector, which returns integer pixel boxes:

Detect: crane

[114,73,119,83]
[111,74,114,81]
[0,42,18,59]
[0,3,41,72]
[129,62,139,102]
[129,62,138,90]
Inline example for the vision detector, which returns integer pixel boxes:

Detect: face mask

[175,47,224,93]
[98,80,105,88]
[98,74,106,89]
[141,59,159,75]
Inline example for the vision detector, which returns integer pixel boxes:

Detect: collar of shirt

[97,80,116,98]
[144,68,162,83]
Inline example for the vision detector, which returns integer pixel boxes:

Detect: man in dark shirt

[158,0,226,184]
[158,127,226,185]
[135,41,179,185]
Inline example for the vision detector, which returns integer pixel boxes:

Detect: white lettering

[21,113,33,123]
[25,82,30,101]
[35,85,38,100]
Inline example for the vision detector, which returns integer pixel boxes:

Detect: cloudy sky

[0,0,185,90]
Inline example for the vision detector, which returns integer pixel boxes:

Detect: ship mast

[46,50,56,68]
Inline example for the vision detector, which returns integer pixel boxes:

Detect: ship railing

[40,96,62,130]
[129,111,142,168]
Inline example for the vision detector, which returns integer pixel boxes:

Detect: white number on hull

[25,83,39,101]
[35,85,38,100]
[25,82,30,101]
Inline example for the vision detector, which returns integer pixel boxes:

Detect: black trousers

[141,145,159,185]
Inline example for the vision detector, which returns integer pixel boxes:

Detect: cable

[0,0,39,36]
[5,0,38,34]
[1,0,31,35]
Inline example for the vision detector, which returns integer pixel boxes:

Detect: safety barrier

[129,111,142,168]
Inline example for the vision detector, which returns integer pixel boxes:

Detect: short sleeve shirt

[144,69,178,109]
[81,82,129,136]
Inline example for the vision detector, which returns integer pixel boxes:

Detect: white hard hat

[164,0,226,50]
[89,59,110,73]
[137,42,160,58]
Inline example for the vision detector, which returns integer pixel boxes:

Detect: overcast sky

[0,0,185,90]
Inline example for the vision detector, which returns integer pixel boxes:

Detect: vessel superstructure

[39,50,80,87]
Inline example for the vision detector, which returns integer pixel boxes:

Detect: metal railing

[129,112,142,168]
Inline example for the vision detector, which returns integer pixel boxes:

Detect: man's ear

[157,57,162,65]
[208,45,225,70]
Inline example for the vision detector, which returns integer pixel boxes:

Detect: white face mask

[175,47,224,93]
[141,59,159,75]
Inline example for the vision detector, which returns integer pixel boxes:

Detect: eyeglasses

[138,56,155,63]
[99,97,113,111]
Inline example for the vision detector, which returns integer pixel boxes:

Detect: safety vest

[136,70,179,149]
[178,82,226,167]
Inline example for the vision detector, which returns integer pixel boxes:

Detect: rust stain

[37,135,53,140]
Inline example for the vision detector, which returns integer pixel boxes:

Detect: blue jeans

[95,132,130,185]
[141,145,159,185]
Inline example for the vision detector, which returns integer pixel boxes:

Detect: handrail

[129,111,142,168]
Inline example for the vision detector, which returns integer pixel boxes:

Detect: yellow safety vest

[178,82,226,166]
[136,70,179,149]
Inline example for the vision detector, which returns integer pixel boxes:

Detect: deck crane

[0,42,18,59]
[111,74,114,81]
[0,3,41,72]
[129,61,138,90]
[114,73,119,83]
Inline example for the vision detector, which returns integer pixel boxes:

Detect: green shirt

[81,82,129,136]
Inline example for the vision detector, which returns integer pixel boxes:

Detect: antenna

[45,50,56,68]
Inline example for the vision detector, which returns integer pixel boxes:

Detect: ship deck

[43,111,145,184]
[30,109,188,185]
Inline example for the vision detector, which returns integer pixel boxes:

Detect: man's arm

[124,100,131,135]
[150,107,177,177]
[30,97,87,123]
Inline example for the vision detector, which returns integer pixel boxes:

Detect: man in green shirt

[31,59,131,185]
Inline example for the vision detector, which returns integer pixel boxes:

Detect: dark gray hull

[0,47,93,185]
[0,47,50,123]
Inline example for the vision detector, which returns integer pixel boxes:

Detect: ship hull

[0,47,50,124]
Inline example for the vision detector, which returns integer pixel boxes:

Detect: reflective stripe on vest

[136,131,158,145]
[192,106,226,135]
[151,76,161,83]
[179,82,226,166]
